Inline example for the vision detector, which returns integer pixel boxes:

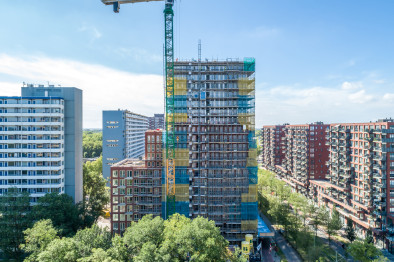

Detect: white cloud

[348,90,374,104]
[0,54,163,128]
[383,93,394,102]
[256,83,393,127]
[341,81,363,90]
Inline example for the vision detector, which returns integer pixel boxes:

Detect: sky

[0,0,393,128]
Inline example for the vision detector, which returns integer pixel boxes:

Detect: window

[113,170,118,178]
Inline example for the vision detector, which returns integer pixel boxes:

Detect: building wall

[102,110,148,181]
[310,120,394,249]
[262,123,329,195]
[103,110,127,181]
[261,125,286,168]
[110,130,162,235]
[163,59,257,243]
[21,85,83,203]
[148,114,164,130]
[0,96,65,203]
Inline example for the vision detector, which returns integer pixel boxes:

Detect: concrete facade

[102,110,148,181]
[0,85,83,203]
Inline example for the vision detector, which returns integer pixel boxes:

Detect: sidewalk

[259,212,302,262]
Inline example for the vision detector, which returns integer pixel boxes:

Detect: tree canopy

[81,156,109,227]
[32,192,82,237]
[83,131,102,158]
[0,188,32,260]
[21,214,245,262]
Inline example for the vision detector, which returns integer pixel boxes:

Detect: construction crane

[101,0,176,219]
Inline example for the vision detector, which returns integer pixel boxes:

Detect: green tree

[348,240,383,262]
[81,156,109,228]
[33,192,82,236]
[0,188,32,260]
[159,214,231,261]
[365,229,374,244]
[83,131,103,158]
[73,224,112,258]
[37,238,79,262]
[77,248,113,262]
[21,219,59,262]
[326,207,342,243]
[345,219,356,243]
[123,215,164,258]
[106,235,129,262]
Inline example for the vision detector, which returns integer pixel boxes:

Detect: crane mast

[163,1,176,219]
[101,0,176,219]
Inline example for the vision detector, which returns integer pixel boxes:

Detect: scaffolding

[161,58,257,242]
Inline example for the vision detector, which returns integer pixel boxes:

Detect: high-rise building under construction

[163,58,257,243]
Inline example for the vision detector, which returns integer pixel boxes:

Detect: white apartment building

[0,96,65,203]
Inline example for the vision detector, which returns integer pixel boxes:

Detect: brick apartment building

[260,125,286,168]
[261,122,329,195]
[310,119,394,250]
[110,129,162,235]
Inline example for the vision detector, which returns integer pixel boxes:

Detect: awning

[258,215,274,237]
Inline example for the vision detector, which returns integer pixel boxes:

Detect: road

[259,212,302,262]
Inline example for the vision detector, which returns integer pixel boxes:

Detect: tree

[73,224,112,258]
[77,248,113,262]
[365,229,374,244]
[83,131,103,158]
[326,207,343,243]
[123,215,164,259]
[0,188,32,260]
[159,214,232,261]
[80,156,110,228]
[33,192,82,237]
[348,240,384,262]
[21,219,59,262]
[345,219,356,243]
[37,238,79,262]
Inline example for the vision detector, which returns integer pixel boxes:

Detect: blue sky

[0,0,393,128]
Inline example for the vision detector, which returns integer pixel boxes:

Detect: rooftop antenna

[198,39,201,62]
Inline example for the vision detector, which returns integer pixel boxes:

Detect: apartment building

[162,58,257,243]
[148,114,164,130]
[102,110,149,181]
[260,125,286,169]
[0,85,83,203]
[110,130,162,234]
[310,119,394,250]
[261,123,329,195]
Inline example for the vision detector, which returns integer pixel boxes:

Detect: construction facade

[310,119,394,251]
[161,58,257,243]
[110,129,162,235]
[261,123,329,195]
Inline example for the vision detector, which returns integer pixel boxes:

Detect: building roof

[112,158,145,167]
